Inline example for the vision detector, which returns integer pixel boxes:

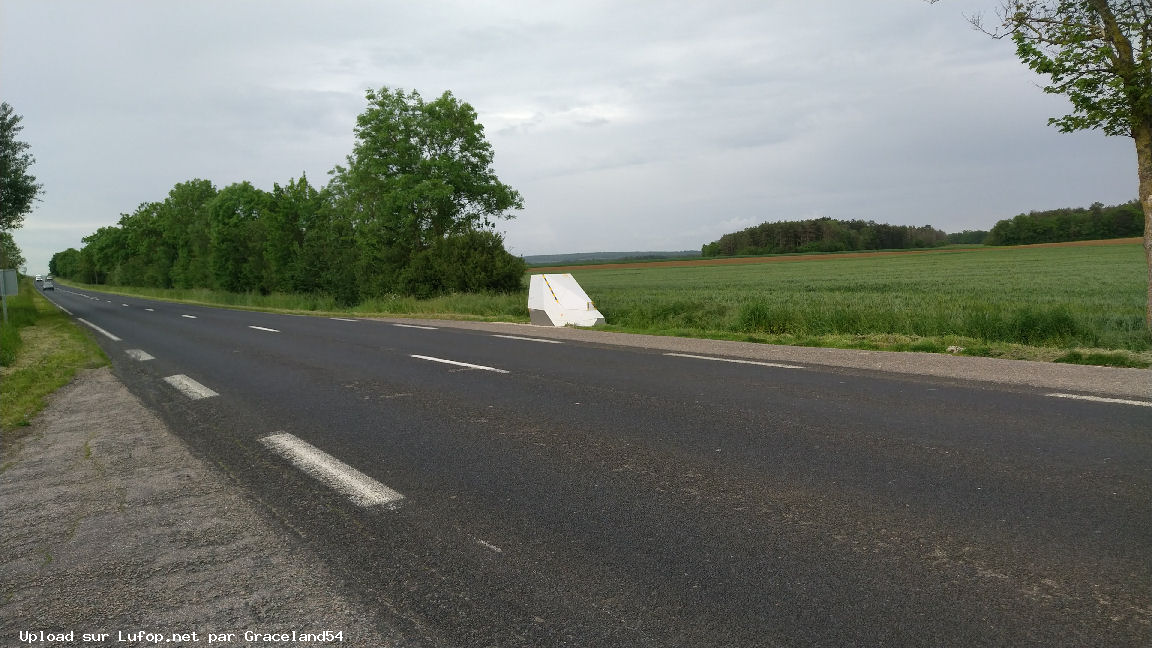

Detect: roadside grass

[55,242,1152,368]
[1,277,40,366]
[0,285,108,444]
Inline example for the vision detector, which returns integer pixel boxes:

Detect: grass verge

[1,285,108,445]
[1,277,40,366]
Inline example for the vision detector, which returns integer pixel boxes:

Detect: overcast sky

[1,0,1139,274]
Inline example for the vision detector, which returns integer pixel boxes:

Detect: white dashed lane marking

[181,314,197,319]
[492,334,562,344]
[259,432,405,509]
[393,323,438,330]
[249,325,280,333]
[162,374,218,400]
[474,538,503,553]
[77,318,122,342]
[664,352,804,370]
[410,355,509,374]
[1047,393,1152,408]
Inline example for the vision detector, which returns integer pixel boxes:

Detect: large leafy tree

[331,87,523,296]
[0,101,43,232]
[163,179,218,289]
[264,174,318,293]
[952,1,1151,329]
[0,231,25,270]
[208,181,269,293]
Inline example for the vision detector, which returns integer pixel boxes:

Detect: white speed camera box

[528,273,605,327]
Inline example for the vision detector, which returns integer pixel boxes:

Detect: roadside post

[0,269,18,325]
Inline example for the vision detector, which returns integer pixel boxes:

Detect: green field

[570,243,1150,365]
[58,242,1151,366]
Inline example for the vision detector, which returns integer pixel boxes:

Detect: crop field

[565,241,1150,364]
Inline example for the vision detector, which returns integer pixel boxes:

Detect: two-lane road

[44,285,1152,647]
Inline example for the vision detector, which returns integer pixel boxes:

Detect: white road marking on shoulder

[42,295,72,315]
[1047,393,1152,408]
[125,349,154,361]
[410,355,509,373]
[474,538,503,553]
[393,323,438,330]
[664,352,804,370]
[248,325,280,333]
[493,334,562,344]
[162,374,218,400]
[330,317,358,322]
[77,318,122,342]
[181,314,197,319]
[259,432,405,509]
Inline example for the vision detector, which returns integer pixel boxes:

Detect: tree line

[50,88,525,304]
[698,198,1144,257]
[983,200,1143,246]
[701,218,949,257]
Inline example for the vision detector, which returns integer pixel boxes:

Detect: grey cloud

[2,0,1140,271]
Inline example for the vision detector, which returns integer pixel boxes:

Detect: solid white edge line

[248,325,280,333]
[410,354,510,373]
[77,318,122,342]
[162,374,219,400]
[42,295,71,316]
[393,323,438,330]
[330,317,358,322]
[493,334,563,344]
[259,432,405,509]
[1047,393,1152,408]
[664,352,804,370]
[125,349,155,361]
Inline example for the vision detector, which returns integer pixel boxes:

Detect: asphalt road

[42,286,1152,647]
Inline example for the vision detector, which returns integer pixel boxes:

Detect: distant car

[42,277,54,290]
[34,274,43,283]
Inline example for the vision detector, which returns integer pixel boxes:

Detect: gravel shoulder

[383,318,1152,400]
[0,367,420,647]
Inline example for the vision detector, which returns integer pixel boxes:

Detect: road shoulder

[382,317,1152,400]
[0,367,418,647]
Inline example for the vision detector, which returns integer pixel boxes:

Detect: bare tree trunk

[1137,124,1152,333]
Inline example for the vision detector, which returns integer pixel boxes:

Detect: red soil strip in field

[529,237,1143,273]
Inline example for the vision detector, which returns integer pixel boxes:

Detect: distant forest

[701,219,948,257]
[524,250,701,265]
[701,200,1144,256]
[983,200,1143,246]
